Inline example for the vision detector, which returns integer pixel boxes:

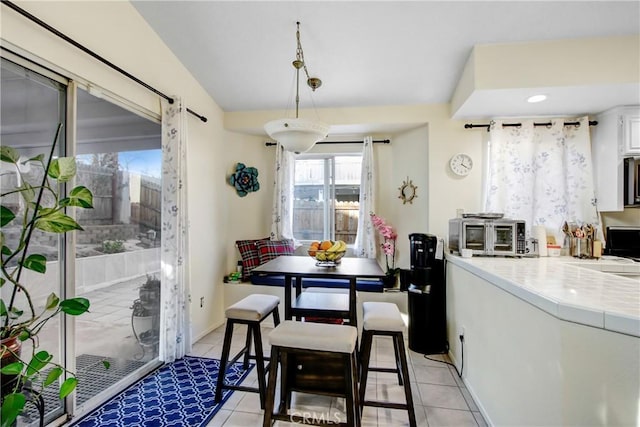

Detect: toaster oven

[449,217,527,257]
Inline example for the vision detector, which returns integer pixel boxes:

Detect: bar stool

[359,301,416,427]
[214,294,280,409]
[263,320,360,427]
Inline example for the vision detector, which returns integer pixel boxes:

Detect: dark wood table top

[252,255,385,279]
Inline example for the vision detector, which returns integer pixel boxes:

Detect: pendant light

[264,22,329,153]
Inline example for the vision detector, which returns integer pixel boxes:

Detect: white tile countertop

[446,254,640,337]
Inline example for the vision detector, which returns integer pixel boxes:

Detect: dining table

[251,255,386,327]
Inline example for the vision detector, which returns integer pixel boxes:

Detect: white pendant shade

[264,118,330,153]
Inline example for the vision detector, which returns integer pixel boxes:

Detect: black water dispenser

[407,233,447,354]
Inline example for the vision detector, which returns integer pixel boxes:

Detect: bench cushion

[225,294,280,321]
[255,239,295,264]
[250,274,384,293]
[236,238,269,281]
[268,320,357,354]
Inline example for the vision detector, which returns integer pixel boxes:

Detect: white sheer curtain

[159,97,192,362]
[354,136,376,257]
[270,142,296,242]
[484,116,601,244]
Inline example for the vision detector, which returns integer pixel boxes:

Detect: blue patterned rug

[74,356,253,427]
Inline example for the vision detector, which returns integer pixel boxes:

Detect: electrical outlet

[200,297,204,308]
[458,325,465,341]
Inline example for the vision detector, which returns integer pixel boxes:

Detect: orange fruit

[319,240,333,250]
[308,241,320,257]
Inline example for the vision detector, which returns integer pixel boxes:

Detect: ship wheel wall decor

[398,178,417,204]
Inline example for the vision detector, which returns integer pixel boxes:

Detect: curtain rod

[2,1,208,123]
[464,120,598,131]
[265,139,390,147]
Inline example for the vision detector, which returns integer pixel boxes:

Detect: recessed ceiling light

[527,94,547,103]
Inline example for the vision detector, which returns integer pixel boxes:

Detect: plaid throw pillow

[236,238,269,281]
[255,239,295,265]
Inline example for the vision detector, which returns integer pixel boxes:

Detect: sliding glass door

[1,57,162,425]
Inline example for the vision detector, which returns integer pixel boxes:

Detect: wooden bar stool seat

[263,320,360,427]
[359,301,416,427]
[214,294,280,409]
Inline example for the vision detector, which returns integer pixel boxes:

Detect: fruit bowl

[310,249,347,264]
[308,240,347,266]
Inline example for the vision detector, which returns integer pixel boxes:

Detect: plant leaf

[0,205,16,227]
[26,350,53,377]
[59,297,90,315]
[0,146,19,164]
[59,186,94,209]
[0,299,6,316]
[0,246,10,257]
[34,210,84,233]
[0,362,24,375]
[1,392,26,427]
[102,360,111,370]
[26,153,45,163]
[45,293,60,310]
[18,330,31,341]
[44,367,63,386]
[60,377,78,398]
[9,306,23,319]
[22,254,47,274]
[48,157,76,182]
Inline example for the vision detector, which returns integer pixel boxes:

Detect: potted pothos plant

[0,124,106,427]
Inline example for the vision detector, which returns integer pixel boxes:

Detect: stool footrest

[269,413,352,427]
[362,400,409,410]
[368,366,398,374]
[223,384,260,394]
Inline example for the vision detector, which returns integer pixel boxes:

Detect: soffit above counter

[451,35,640,120]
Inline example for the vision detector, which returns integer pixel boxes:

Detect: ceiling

[131,1,639,128]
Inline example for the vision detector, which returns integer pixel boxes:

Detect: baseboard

[447,349,494,427]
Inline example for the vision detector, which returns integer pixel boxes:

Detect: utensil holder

[570,237,592,258]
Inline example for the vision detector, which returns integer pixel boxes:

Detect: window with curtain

[292,155,362,244]
[484,117,601,244]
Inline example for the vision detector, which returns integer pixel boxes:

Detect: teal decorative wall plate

[229,163,259,197]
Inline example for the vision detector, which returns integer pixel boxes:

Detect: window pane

[293,158,326,241]
[1,58,67,424]
[73,88,162,412]
[293,155,361,244]
[335,156,361,244]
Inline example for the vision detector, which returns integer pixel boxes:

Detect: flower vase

[1,336,23,398]
[382,273,398,289]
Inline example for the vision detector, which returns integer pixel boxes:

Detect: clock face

[449,153,473,176]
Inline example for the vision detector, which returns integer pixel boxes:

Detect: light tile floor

[190,322,487,427]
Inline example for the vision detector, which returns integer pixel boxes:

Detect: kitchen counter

[445,254,640,426]
[446,254,640,337]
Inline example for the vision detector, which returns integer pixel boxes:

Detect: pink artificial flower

[379,225,393,239]
[382,241,394,256]
[370,213,385,229]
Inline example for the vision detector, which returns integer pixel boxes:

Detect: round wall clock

[449,153,473,176]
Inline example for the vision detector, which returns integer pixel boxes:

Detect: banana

[327,241,342,252]
[316,251,327,261]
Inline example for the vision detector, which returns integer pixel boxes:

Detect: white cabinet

[592,106,640,211]
[623,112,640,155]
